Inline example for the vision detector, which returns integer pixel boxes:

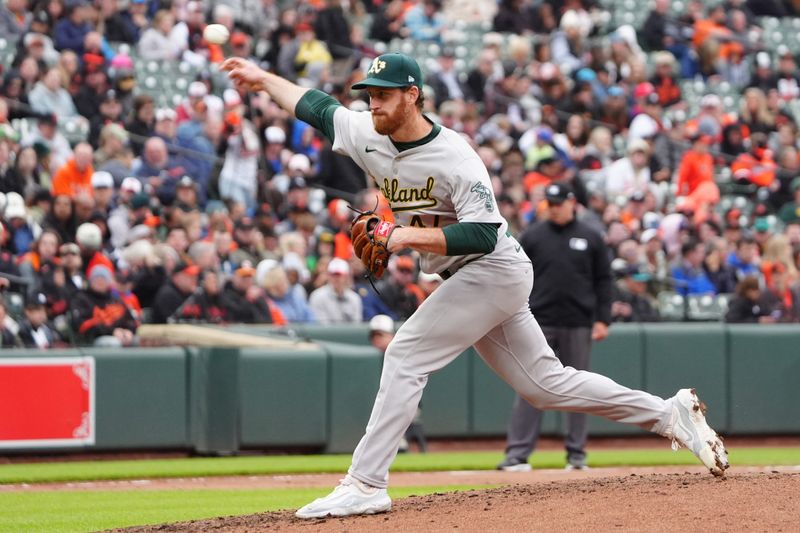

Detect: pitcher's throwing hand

[221,58,266,92]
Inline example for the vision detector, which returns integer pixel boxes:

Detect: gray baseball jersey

[332,108,519,275]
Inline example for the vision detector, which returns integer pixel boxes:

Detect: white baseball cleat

[295,476,391,519]
[666,388,729,477]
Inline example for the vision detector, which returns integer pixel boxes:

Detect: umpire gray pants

[348,257,672,489]
[504,326,592,463]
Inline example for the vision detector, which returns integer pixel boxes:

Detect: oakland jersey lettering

[381,177,438,212]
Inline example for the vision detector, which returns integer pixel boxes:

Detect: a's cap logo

[408,75,415,83]
[368,58,387,74]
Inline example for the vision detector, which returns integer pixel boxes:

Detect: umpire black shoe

[496,457,532,472]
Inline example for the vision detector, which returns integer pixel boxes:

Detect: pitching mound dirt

[114,471,799,532]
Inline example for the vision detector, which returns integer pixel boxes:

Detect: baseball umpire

[222,53,728,520]
[497,182,611,472]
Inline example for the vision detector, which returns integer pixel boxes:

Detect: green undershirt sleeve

[294,89,341,142]
[442,222,499,256]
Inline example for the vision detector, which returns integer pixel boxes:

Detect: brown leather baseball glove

[350,213,398,279]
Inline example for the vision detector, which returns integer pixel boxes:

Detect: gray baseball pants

[348,257,671,488]
[504,326,593,464]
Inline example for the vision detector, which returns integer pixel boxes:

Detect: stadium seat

[59,117,89,145]
[4,292,24,320]
[657,291,686,321]
[173,77,189,92]
[10,118,33,139]
[142,76,159,91]
[687,294,726,321]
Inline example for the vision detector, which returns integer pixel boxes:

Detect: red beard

[372,99,412,136]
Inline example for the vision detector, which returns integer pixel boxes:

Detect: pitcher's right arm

[221,58,340,142]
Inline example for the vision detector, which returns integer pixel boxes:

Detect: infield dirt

[112,470,799,533]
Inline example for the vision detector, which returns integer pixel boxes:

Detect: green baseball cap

[352,53,423,90]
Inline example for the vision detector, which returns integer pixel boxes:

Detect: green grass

[0,485,489,533]
[0,447,798,484]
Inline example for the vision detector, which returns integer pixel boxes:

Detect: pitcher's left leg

[475,308,671,432]
[474,307,728,475]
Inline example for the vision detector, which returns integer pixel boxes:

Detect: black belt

[440,255,485,280]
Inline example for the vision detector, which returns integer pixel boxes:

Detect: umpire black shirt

[520,218,612,328]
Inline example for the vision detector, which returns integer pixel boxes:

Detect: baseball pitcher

[222,53,728,519]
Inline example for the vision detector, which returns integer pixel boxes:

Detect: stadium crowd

[2,0,800,348]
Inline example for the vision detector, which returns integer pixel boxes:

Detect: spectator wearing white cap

[154,107,179,143]
[605,138,652,203]
[76,222,114,279]
[368,314,395,353]
[175,81,208,124]
[309,258,362,324]
[3,192,40,255]
[107,178,143,250]
[91,171,115,214]
[264,126,287,178]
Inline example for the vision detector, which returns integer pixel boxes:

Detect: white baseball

[203,24,230,45]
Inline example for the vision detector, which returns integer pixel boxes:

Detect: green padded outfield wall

[2,324,799,455]
[642,324,728,432]
[323,342,383,453]
[238,346,328,448]
[727,325,800,433]
[189,347,239,454]
[586,324,646,435]
[91,347,189,449]
[294,324,372,345]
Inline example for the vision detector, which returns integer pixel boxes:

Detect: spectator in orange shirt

[51,142,94,198]
[523,148,560,193]
[676,133,720,217]
[693,4,738,75]
[731,132,777,188]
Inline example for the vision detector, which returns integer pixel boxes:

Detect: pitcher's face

[368,87,416,136]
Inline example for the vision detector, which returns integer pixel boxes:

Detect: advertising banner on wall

[0,357,95,448]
